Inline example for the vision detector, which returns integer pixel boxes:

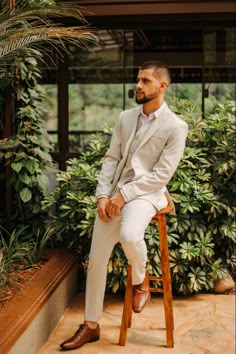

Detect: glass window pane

[42,84,58,151]
[67,30,134,152]
[165,83,202,108]
[68,83,124,152]
[69,83,123,130]
[205,83,235,114]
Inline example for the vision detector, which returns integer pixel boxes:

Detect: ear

[160,81,168,90]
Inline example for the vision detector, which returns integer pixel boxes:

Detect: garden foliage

[0,57,54,234]
[0,0,97,237]
[42,100,236,295]
[0,225,52,289]
[0,0,99,295]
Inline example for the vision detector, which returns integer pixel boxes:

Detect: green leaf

[11,162,23,173]
[33,148,52,162]
[25,57,37,65]
[29,135,40,145]
[5,151,13,159]
[37,174,49,191]
[25,159,38,174]
[19,173,31,185]
[180,241,199,260]
[20,187,32,202]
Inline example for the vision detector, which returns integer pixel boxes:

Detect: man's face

[135,68,159,104]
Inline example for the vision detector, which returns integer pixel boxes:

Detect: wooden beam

[75,1,235,16]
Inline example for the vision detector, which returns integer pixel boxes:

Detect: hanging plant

[0,56,54,233]
[0,0,98,235]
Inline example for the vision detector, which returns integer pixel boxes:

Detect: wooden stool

[119,203,174,348]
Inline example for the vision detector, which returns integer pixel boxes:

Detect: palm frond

[0,26,96,58]
[0,2,89,33]
[0,1,98,68]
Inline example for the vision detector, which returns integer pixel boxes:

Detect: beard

[135,90,158,104]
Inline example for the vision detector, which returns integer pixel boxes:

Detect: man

[60,61,188,350]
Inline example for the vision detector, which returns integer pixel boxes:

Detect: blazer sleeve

[95,115,122,197]
[120,121,188,202]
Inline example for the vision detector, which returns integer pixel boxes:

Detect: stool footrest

[149,276,162,281]
[149,287,164,293]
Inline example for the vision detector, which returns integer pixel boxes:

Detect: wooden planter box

[0,249,79,354]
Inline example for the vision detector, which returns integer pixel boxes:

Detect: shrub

[42,128,111,265]
[0,0,97,237]
[0,57,54,237]
[42,101,236,295]
[0,225,52,289]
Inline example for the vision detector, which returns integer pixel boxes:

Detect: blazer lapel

[111,109,140,190]
[122,109,140,157]
[135,109,171,151]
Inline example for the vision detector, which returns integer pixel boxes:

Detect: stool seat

[119,203,174,348]
[152,203,174,216]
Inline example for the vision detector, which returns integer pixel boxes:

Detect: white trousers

[85,196,167,322]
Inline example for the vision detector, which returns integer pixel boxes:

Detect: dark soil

[0,263,43,311]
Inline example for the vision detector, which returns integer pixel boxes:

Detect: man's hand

[97,197,111,222]
[106,192,125,217]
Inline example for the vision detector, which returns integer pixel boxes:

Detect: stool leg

[158,214,174,348]
[119,264,133,345]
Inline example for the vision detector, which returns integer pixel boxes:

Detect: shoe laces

[75,323,87,335]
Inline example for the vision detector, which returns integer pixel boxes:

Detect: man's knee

[120,226,141,245]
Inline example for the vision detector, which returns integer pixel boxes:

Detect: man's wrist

[120,189,128,202]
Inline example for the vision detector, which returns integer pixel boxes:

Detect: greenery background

[0,0,235,296]
[42,99,235,295]
[42,82,235,133]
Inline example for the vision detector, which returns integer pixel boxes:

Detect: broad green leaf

[33,148,52,162]
[37,174,49,191]
[5,151,13,159]
[29,135,40,145]
[19,173,31,185]
[11,162,23,173]
[20,187,32,203]
[25,159,38,174]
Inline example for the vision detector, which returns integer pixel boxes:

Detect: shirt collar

[140,101,166,120]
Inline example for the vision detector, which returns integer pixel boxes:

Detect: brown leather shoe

[132,273,150,313]
[60,323,100,350]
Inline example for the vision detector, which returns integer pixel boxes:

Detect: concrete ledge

[0,249,78,354]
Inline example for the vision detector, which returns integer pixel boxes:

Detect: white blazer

[96,103,188,210]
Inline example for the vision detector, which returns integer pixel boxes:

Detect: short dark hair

[139,61,171,85]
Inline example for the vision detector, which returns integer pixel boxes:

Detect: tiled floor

[38,291,235,354]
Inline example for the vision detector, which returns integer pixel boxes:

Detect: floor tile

[38,292,235,354]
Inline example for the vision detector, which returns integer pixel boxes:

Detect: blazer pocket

[148,135,167,158]
[150,133,167,142]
